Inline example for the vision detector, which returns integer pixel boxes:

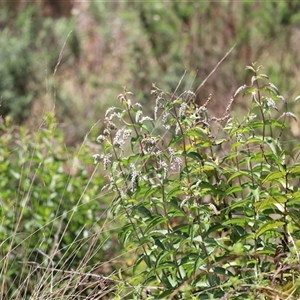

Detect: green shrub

[0,113,119,299]
[0,6,78,123]
[95,64,300,299]
[2,62,300,299]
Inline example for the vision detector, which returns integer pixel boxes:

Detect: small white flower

[155,150,162,156]
[266,98,277,110]
[140,116,153,123]
[106,119,117,130]
[93,154,101,164]
[113,128,132,147]
[234,84,247,98]
[179,102,187,117]
[180,196,190,208]
[278,112,297,122]
[158,159,169,179]
[154,106,158,120]
[134,102,143,109]
[186,90,196,98]
[96,135,106,143]
[236,133,243,142]
[102,154,112,169]
[248,114,257,122]
[168,147,175,157]
[130,163,141,191]
[170,157,182,171]
[208,203,220,215]
[269,83,279,94]
[105,107,116,117]
[162,112,170,128]
[135,110,143,123]
[103,128,110,135]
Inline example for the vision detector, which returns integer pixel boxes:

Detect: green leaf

[145,215,168,234]
[119,223,133,247]
[155,249,172,268]
[134,254,148,273]
[136,205,153,218]
[213,139,227,145]
[227,170,251,183]
[154,237,165,250]
[227,198,249,210]
[130,136,139,151]
[255,220,285,238]
[193,257,205,274]
[265,119,286,128]
[186,127,208,138]
[254,195,286,212]
[144,185,160,199]
[167,185,184,199]
[186,151,204,161]
[244,87,258,95]
[246,137,264,144]
[214,267,234,276]
[229,141,245,151]
[225,186,243,195]
[262,171,285,183]
[266,137,281,157]
[205,224,230,237]
[202,164,215,172]
[224,218,248,226]
[158,289,174,298]
[142,254,152,268]
[287,164,300,175]
[111,161,119,174]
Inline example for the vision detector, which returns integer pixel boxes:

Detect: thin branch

[195,44,236,95]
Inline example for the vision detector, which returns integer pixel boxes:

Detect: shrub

[0,112,119,299]
[95,64,300,299]
[0,5,78,123]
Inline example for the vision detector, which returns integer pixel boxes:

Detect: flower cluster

[113,128,132,148]
[168,147,182,171]
[135,110,153,124]
[129,163,141,191]
[93,153,112,169]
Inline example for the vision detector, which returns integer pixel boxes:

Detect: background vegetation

[1,1,300,299]
[1,1,300,140]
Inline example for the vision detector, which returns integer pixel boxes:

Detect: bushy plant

[0,5,78,123]
[95,64,300,299]
[0,113,119,299]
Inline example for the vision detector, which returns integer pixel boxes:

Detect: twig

[195,44,236,95]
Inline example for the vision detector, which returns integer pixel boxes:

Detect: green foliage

[96,65,300,299]
[0,6,78,123]
[2,1,300,142]
[129,1,300,104]
[0,6,37,122]
[0,113,118,299]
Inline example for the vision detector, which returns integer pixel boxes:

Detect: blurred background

[1,0,300,144]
